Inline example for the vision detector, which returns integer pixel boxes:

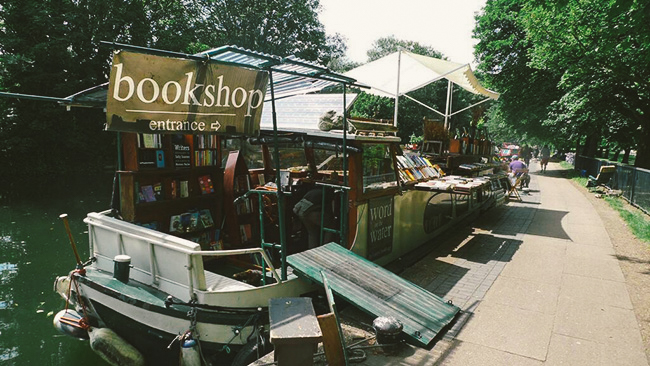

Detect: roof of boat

[259,93,401,143]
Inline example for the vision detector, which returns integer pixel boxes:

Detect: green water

[0,175,114,365]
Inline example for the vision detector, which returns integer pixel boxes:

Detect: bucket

[113,255,131,283]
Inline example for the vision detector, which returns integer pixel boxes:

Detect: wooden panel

[317,313,346,366]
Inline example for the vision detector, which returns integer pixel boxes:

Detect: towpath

[344,159,649,366]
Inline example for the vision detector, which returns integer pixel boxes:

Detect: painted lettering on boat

[367,196,394,261]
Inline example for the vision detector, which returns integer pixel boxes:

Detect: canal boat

[51,43,503,365]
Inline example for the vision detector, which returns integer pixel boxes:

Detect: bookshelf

[118,132,224,250]
[223,150,258,247]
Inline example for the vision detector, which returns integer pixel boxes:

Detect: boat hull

[61,269,313,365]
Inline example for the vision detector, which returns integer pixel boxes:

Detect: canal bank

[260,159,649,366]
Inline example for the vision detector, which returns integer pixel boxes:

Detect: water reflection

[0,174,113,365]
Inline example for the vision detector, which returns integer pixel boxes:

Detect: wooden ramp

[287,243,460,347]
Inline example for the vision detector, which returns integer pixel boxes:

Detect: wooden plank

[317,313,346,366]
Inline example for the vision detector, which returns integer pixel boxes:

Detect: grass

[603,197,650,243]
[559,161,650,243]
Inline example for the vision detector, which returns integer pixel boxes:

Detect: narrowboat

[51,43,503,365]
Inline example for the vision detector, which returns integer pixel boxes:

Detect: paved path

[353,160,648,366]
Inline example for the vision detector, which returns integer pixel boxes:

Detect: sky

[319,0,487,66]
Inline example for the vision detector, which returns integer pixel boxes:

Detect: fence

[574,155,650,215]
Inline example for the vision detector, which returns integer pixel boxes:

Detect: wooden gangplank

[287,243,460,347]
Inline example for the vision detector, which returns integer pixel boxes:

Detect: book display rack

[118,132,223,249]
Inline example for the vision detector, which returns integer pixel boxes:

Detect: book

[239,224,252,243]
[170,180,178,199]
[180,213,192,232]
[141,185,156,202]
[155,149,165,168]
[199,209,214,228]
[239,224,248,243]
[180,180,189,198]
[187,211,200,232]
[173,143,191,169]
[198,175,214,194]
[169,214,183,233]
[153,182,163,200]
[138,222,159,230]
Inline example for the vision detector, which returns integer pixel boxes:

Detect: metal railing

[574,155,650,214]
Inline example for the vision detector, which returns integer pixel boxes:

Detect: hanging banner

[106,50,268,135]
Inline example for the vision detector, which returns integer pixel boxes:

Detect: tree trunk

[622,148,631,164]
[612,149,620,162]
[582,132,599,158]
[634,122,650,169]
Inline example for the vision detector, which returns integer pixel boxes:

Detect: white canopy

[344,51,499,128]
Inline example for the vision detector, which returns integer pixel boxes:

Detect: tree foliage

[0,0,342,196]
[474,0,650,167]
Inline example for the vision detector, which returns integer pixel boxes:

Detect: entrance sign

[106,51,268,135]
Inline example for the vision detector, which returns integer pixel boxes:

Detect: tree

[0,0,347,196]
[474,0,650,168]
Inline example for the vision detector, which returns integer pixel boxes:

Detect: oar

[59,214,83,269]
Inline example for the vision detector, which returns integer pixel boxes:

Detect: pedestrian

[508,155,530,188]
[521,145,531,166]
[540,145,551,173]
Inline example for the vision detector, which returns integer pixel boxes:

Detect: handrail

[86,218,283,300]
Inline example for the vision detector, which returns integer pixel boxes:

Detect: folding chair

[587,165,616,188]
[507,175,523,202]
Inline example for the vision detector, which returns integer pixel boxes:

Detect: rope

[64,270,91,330]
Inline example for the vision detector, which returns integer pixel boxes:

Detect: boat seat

[204,270,255,292]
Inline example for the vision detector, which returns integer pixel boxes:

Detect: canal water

[0,175,114,365]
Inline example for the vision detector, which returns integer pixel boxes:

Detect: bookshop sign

[106,51,268,135]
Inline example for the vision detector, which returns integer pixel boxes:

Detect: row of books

[234,175,251,194]
[235,197,254,215]
[138,175,212,204]
[195,135,218,149]
[194,150,218,167]
[139,149,166,169]
[395,155,443,182]
[138,134,163,148]
[169,209,215,234]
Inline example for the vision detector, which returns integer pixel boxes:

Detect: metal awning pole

[341,87,348,247]
[444,80,453,131]
[268,71,287,281]
[393,50,401,128]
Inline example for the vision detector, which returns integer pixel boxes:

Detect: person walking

[540,145,551,173]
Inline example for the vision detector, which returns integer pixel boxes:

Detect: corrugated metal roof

[260,93,358,131]
[63,43,365,107]
[199,45,362,100]
[287,243,460,347]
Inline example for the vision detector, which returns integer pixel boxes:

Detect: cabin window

[361,144,397,192]
[267,142,310,172]
[314,148,346,177]
[222,138,265,169]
